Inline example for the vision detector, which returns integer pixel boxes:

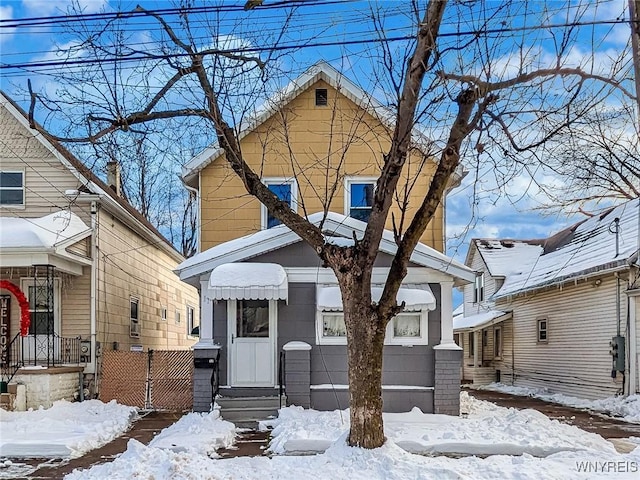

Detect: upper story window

[473,272,485,303]
[315,88,328,106]
[345,177,375,222]
[262,178,298,229]
[0,171,24,206]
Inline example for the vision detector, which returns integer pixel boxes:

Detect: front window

[262,178,298,229]
[0,171,24,206]
[317,310,427,345]
[187,305,198,336]
[494,326,502,358]
[345,177,375,222]
[130,297,140,337]
[468,332,475,357]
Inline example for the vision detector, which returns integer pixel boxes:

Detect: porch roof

[207,263,288,301]
[316,285,436,311]
[453,310,511,332]
[0,211,92,275]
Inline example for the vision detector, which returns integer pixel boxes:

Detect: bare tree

[24,0,632,448]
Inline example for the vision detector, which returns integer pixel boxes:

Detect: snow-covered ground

[0,400,137,458]
[473,383,640,423]
[3,393,639,479]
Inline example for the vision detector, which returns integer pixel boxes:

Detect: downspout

[90,201,98,377]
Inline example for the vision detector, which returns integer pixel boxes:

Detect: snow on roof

[207,263,288,301]
[474,239,543,277]
[491,199,640,298]
[453,310,510,331]
[0,211,90,249]
[176,211,475,284]
[317,285,436,311]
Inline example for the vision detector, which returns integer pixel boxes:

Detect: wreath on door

[0,281,31,336]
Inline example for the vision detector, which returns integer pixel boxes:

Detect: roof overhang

[0,250,87,275]
[453,310,512,332]
[207,263,288,301]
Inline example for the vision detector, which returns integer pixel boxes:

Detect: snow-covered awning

[453,310,511,332]
[316,285,436,311]
[208,263,288,301]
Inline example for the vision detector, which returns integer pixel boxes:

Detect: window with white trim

[261,178,298,229]
[187,304,198,336]
[537,318,548,343]
[468,332,474,357]
[0,171,24,206]
[494,326,502,358]
[473,273,485,303]
[175,309,181,325]
[130,297,140,337]
[316,310,428,346]
[345,177,375,222]
[160,306,167,321]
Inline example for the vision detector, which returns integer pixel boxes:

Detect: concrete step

[216,395,283,424]
[0,392,15,411]
[216,396,283,410]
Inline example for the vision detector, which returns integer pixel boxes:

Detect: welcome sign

[0,295,9,366]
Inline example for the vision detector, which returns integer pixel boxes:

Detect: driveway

[467,388,640,452]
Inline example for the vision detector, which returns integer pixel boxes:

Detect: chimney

[106,161,121,197]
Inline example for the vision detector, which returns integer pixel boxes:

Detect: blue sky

[1,0,635,304]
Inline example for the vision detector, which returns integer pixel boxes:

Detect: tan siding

[60,272,91,337]
[199,79,445,252]
[0,103,93,223]
[497,276,625,399]
[96,210,199,353]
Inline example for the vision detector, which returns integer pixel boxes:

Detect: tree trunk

[342,280,386,448]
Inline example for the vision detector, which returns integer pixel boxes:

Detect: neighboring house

[454,199,640,400]
[0,92,199,409]
[176,62,472,417]
[176,213,474,416]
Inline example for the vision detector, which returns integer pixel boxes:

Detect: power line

[0,18,631,73]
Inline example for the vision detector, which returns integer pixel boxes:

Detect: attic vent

[315,88,328,106]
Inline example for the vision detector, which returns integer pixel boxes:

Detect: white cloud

[22,0,108,16]
[0,5,15,43]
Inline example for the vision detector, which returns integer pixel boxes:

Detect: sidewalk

[18,411,184,480]
[467,388,640,452]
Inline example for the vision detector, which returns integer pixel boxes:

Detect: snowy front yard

[1,393,639,479]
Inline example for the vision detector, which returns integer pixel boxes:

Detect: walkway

[16,411,184,480]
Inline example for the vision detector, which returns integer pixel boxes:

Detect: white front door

[228,299,276,387]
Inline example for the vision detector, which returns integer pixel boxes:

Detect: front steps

[216,395,284,427]
[0,383,18,411]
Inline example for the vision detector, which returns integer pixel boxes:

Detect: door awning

[316,285,436,311]
[208,263,288,301]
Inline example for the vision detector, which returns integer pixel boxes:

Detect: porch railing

[1,333,23,390]
[15,333,82,368]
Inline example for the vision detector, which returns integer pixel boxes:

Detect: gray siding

[249,241,417,268]
[213,281,443,412]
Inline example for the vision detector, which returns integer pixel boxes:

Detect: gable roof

[175,211,475,284]
[0,91,185,263]
[0,211,90,250]
[181,61,463,187]
[471,239,544,278]
[479,199,639,299]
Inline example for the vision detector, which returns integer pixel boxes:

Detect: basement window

[315,88,328,106]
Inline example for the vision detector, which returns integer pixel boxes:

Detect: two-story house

[454,199,640,400]
[0,91,199,409]
[175,61,475,420]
